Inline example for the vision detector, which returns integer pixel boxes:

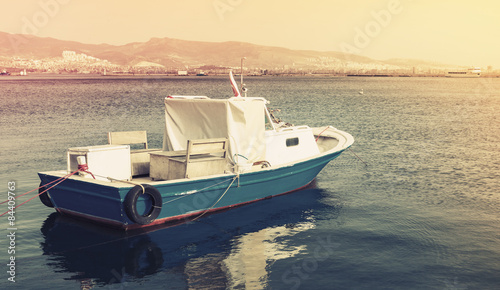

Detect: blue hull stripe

[39,149,345,228]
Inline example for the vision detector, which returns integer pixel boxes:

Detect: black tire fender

[39,182,54,208]
[125,239,164,277]
[124,184,162,225]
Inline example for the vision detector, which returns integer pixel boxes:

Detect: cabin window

[286,137,299,147]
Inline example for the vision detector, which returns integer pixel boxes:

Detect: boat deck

[126,131,341,184]
[40,127,349,188]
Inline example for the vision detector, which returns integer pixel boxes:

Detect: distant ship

[446,67,481,78]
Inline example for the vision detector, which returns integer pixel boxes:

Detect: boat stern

[38,171,133,228]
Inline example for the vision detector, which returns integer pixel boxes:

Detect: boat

[38,71,354,230]
[446,67,481,77]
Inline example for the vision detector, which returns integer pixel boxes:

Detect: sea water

[0,75,499,289]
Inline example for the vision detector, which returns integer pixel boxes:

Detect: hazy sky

[1,0,499,67]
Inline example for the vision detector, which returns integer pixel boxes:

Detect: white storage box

[67,145,131,181]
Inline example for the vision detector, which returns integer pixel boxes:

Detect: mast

[240,57,247,97]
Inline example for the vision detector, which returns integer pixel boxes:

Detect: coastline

[1,72,499,79]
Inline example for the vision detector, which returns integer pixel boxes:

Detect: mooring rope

[0,172,70,205]
[190,174,239,222]
[161,176,237,205]
[315,126,330,142]
[77,164,95,179]
[348,147,368,166]
[0,169,82,217]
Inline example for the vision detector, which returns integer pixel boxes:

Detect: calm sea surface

[0,75,499,289]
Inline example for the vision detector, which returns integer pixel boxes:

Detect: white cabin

[163,96,320,172]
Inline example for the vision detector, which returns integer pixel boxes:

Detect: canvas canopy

[163,97,267,164]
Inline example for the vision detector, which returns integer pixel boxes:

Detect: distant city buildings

[0,50,498,77]
[0,50,117,74]
[62,50,100,62]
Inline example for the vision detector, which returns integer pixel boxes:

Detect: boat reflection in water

[40,185,341,288]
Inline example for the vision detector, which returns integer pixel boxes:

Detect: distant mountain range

[0,31,454,70]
